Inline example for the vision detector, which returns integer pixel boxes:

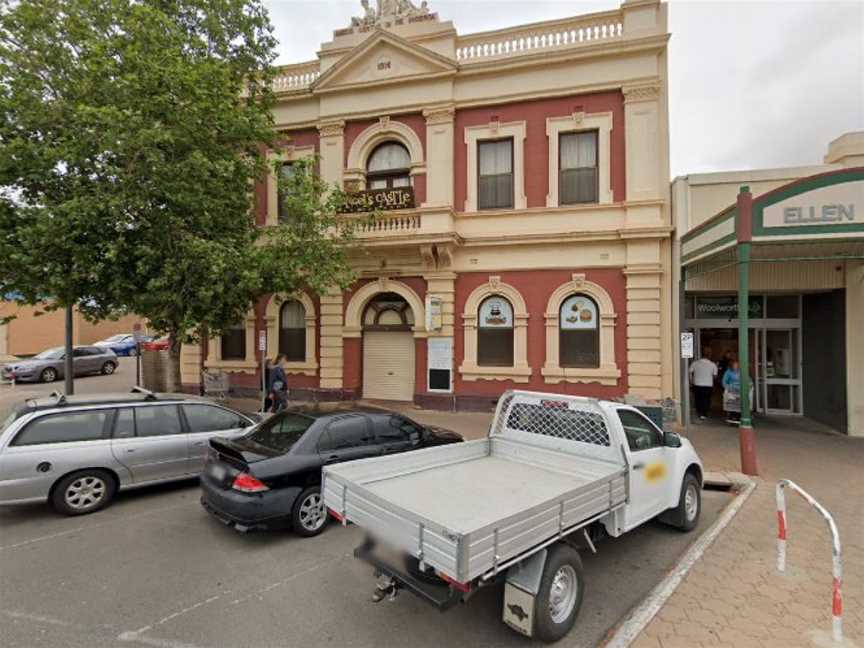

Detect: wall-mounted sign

[695,296,762,319]
[479,298,513,328]
[560,295,597,330]
[681,332,694,359]
[258,331,267,352]
[425,295,443,331]
[762,179,863,229]
[343,187,414,213]
[427,337,452,393]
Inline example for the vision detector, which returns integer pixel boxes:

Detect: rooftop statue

[351,0,430,27]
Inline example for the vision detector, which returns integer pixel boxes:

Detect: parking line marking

[0,502,193,551]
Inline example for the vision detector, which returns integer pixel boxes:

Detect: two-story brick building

[181,0,676,410]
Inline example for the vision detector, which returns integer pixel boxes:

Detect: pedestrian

[269,354,288,413]
[722,359,741,424]
[689,348,717,420]
[262,357,273,413]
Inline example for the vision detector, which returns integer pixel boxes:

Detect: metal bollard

[776,480,843,643]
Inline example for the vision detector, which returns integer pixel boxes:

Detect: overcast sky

[263,0,864,178]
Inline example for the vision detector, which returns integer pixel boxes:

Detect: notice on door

[427,337,453,392]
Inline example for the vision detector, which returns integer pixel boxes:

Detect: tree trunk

[166,333,183,393]
[63,304,74,395]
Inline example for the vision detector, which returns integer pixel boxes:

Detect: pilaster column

[317,120,345,187]
[622,82,663,204]
[422,105,455,208]
[624,237,664,399]
[319,288,344,389]
[846,261,864,436]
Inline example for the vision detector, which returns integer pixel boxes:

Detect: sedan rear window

[245,412,313,452]
[12,411,109,446]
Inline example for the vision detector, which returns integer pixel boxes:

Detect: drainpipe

[736,186,758,475]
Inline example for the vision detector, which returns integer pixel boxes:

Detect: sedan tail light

[231,473,269,493]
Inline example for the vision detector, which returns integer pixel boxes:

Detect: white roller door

[362,331,415,401]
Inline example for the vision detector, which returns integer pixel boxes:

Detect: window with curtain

[366,142,411,190]
[559,294,599,368]
[559,131,598,204]
[478,139,513,210]
[277,162,295,222]
[477,296,514,366]
[279,300,306,362]
[220,322,246,361]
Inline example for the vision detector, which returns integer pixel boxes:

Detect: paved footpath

[229,398,863,648]
[632,418,863,648]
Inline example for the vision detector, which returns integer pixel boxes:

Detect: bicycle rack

[776,479,843,643]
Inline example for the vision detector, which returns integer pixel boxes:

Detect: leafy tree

[0,0,355,389]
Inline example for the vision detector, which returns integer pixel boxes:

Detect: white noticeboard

[681,332,694,359]
[427,337,453,392]
[258,331,267,352]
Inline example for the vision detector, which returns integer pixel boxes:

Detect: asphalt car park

[0,475,731,648]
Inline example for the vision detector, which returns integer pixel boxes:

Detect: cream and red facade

[181,0,676,409]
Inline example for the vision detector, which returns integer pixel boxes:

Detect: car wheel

[533,544,585,643]
[127,347,137,357]
[667,473,701,532]
[51,470,117,516]
[292,486,327,537]
[101,361,117,375]
[40,367,58,383]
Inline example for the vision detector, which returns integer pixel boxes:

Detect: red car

[141,336,170,351]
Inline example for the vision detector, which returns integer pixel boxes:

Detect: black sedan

[200,408,462,536]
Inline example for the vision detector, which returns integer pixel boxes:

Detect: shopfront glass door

[762,328,801,414]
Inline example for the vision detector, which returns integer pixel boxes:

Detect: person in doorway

[689,349,718,420]
[722,359,741,424]
[269,354,288,413]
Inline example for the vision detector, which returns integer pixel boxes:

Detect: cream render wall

[845,262,863,437]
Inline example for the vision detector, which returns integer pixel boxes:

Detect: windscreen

[0,410,18,435]
[244,412,313,452]
[34,347,63,359]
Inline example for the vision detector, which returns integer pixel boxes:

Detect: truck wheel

[669,473,701,532]
[292,486,327,537]
[533,544,584,643]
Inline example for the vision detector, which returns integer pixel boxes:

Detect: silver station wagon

[0,389,256,515]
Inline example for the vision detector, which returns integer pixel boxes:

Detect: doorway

[361,293,416,402]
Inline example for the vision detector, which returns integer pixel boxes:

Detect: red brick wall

[453,92,626,211]
[343,114,427,205]
[450,269,628,400]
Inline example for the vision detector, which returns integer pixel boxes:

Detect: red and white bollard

[776,480,843,643]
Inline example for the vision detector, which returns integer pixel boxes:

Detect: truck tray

[324,437,626,584]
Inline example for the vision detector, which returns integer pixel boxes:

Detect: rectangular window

[478,139,513,210]
[477,328,514,366]
[560,330,599,368]
[277,162,295,222]
[13,411,109,446]
[559,131,598,204]
[221,325,246,361]
[280,329,306,362]
[134,406,184,437]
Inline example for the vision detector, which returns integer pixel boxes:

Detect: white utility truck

[323,390,703,642]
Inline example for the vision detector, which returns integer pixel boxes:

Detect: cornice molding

[317,120,345,137]
[622,81,661,103]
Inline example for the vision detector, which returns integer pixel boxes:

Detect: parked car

[0,389,257,515]
[95,333,151,357]
[141,336,170,351]
[200,408,463,536]
[1,345,118,383]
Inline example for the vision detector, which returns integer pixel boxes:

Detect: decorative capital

[423,105,455,125]
[571,273,586,289]
[489,275,501,290]
[378,115,391,130]
[317,120,345,138]
[622,82,661,103]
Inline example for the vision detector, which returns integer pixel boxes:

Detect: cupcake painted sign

[560,296,597,330]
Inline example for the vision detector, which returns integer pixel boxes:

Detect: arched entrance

[362,293,415,401]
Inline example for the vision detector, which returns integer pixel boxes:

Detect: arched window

[559,294,599,368]
[279,300,306,362]
[366,142,411,190]
[478,296,514,367]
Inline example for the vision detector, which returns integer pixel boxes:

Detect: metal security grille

[504,401,611,447]
[492,392,515,436]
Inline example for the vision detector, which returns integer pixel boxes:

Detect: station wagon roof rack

[130,386,158,401]
[47,391,67,405]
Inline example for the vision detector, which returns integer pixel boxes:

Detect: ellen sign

[763,179,863,229]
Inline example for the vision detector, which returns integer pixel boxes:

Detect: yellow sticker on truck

[645,462,667,482]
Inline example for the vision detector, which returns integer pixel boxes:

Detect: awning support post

[736,186,758,476]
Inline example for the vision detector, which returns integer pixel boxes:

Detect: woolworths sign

[695,296,763,319]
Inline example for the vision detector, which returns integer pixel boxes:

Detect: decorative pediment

[313,30,456,93]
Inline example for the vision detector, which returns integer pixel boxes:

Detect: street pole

[736,186,758,475]
[63,303,74,396]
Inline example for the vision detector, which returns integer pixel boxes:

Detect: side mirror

[665,431,683,448]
